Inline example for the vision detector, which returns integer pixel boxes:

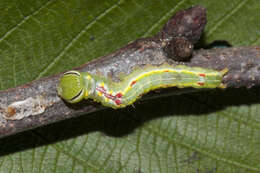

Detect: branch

[0,6,259,139]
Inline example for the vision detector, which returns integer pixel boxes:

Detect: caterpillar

[57,64,227,109]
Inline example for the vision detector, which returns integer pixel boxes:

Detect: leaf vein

[0,0,53,43]
[36,0,125,78]
[19,152,24,173]
[143,0,186,37]
[207,0,248,36]
[145,125,260,172]
[32,132,101,173]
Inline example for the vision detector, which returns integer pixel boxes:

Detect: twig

[0,6,259,139]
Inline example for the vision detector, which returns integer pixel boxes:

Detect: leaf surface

[0,0,259,172]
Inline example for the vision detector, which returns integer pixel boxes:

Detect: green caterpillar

[57,64,227,109]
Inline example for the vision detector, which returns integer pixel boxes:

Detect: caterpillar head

[57,71,86,103]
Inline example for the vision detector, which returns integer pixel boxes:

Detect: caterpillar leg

[220,68,228,76]
[219,68,228,89]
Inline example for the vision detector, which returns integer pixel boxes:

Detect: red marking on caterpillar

[106,93,115,100]
[96,86,105,94]
[131,80,137,87]
[97,86,122,105]
[115,93,123,98]
[115,99,121,105]
[96,86,113,100]
[199,73,206,77]
[164,70,170,72]
[197,82,204,86]
[96,86,106,93]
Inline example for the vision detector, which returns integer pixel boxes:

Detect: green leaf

[0,0,259,173]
